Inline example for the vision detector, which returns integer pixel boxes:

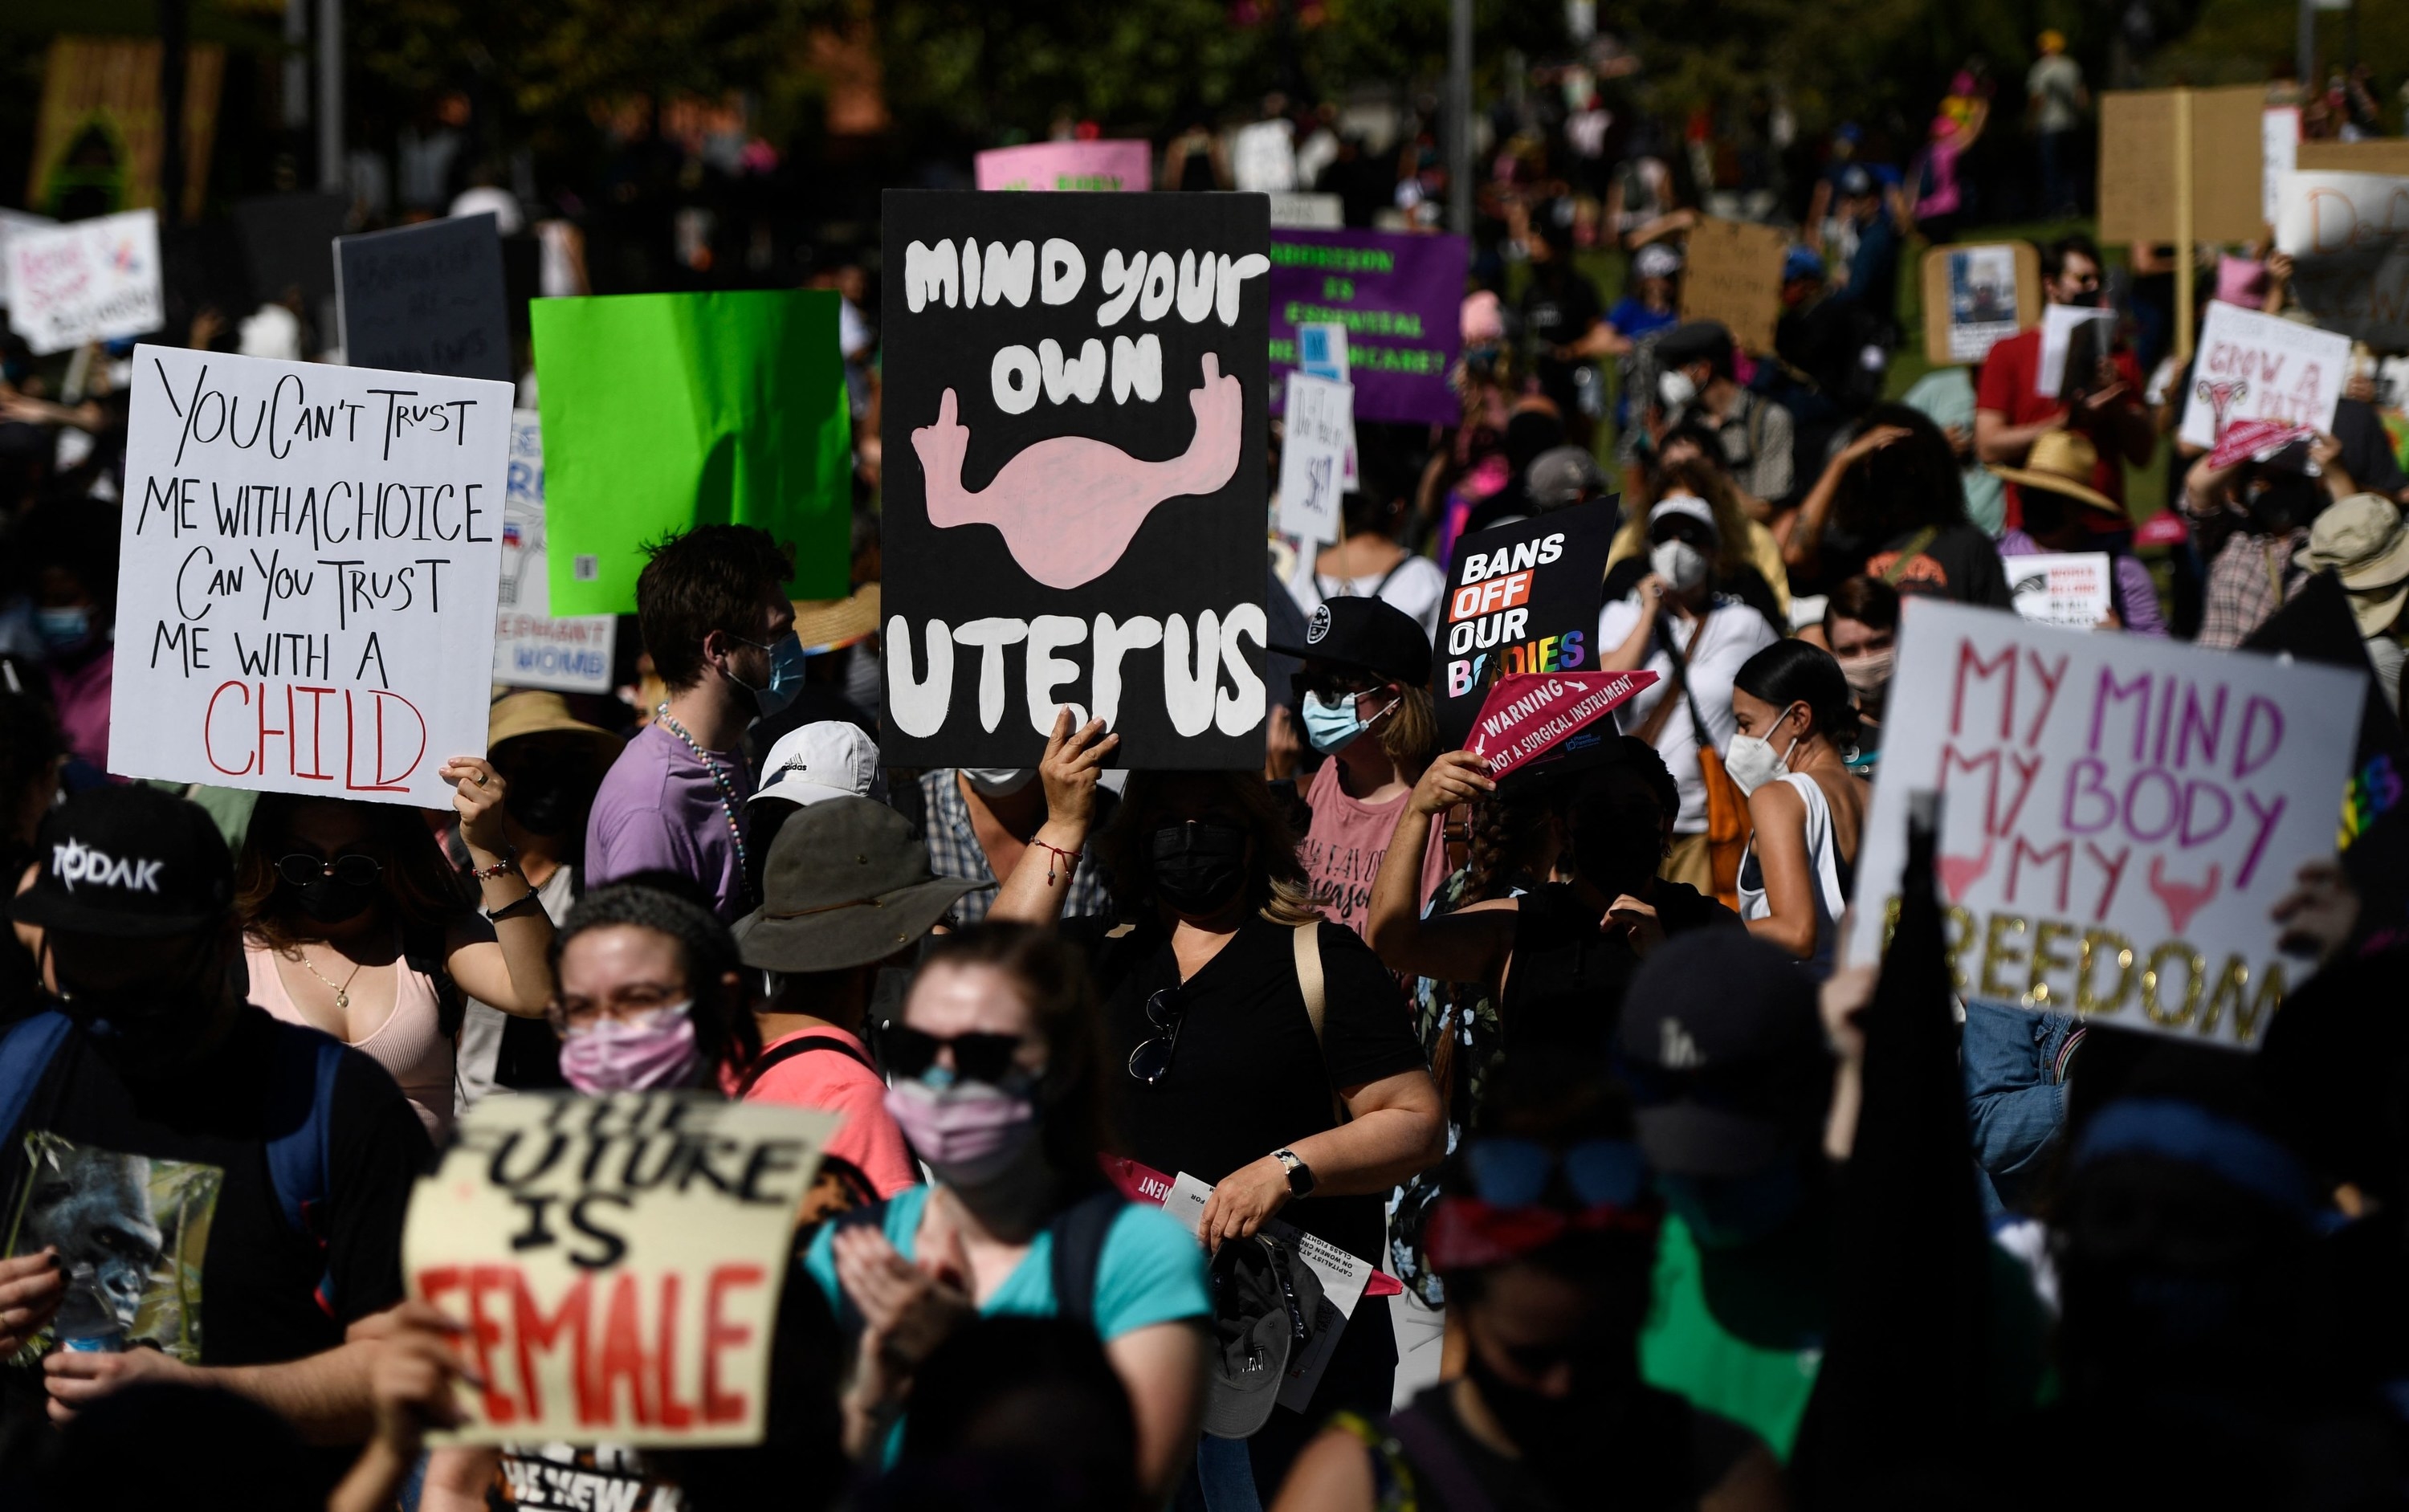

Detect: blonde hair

[1377,684,1441,774]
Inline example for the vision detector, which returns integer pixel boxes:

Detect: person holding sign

[236,769,556,1141]
[587,527,800,923]
[1974,235,2153,532]
[1726,642,1868,977]
[0,788,428,1496]
[2183,431,2358,650]
[804,926,1211,1502]
[1990,430,2168,636]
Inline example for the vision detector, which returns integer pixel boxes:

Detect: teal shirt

[803,1186,1212,1341]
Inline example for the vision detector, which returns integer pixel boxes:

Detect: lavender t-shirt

[585,723,752,922]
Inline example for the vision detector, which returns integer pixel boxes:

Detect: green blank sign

[532,290,852,614]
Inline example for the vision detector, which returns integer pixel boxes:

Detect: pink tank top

[245,935,454,1139]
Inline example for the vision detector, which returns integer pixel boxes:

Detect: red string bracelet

[1033,840,1082,886]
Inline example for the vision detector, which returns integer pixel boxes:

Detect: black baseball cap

[1654,320,1734,373]
[12,786,234,938]
[1616,930,1831,1177]
[1270,596,1432,687]
[1200,1234,1327,1439]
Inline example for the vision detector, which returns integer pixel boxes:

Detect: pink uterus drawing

[913,352,1245,589]
[2195,377,2249,436]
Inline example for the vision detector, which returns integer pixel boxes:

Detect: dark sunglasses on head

[1464,1137,1648,1211]
[275,853,381,889]
[883,1025,1029,1086]
[1127,988,1185,1086]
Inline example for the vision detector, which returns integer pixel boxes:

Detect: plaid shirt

[917,769,1119,926]
[2197,528,2309,651]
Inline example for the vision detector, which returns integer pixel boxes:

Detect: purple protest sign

[1269,229,1467,426]
[974,141,1152,193]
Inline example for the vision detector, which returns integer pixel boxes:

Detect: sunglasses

[275,853,381,889]
[1127,988,1185,1086]
[1464,1138,1648,1210]
[1290,670,1384,704]
[884,1025,1029,1086]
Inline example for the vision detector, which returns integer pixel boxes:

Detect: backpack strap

[1046,1188,1127,1332]
[261,1022,348,1316]
[0,1012,73,1146]
[1385,1404,1502,1512]
[1291,923,1349,1126]
[738,1033,875,1099]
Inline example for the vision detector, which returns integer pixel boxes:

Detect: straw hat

[2302,493,2409,638]
[1984,430,2123,517]
[487,691,625,768]
[790,583,881,656]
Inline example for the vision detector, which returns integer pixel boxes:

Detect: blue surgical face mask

[732,630,806,719]
[35,607,92,654]
[1300,688,1397,756]
[1656,1159,1808,1249]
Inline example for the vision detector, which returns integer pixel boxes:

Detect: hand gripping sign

[405,1092,834,1447]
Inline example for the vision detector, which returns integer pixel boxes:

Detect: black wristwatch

[1274,1148,1316,1197]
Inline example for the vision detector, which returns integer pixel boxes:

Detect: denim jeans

[1963,996,2081,1216]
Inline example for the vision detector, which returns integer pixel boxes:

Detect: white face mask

[1724,706,1804,797]
[961,767,1034,798]
[1838,646,1894,700]
[1658,369,1699,409]
[1649,539,1710,593]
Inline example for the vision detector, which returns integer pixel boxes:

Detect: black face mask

[49,937,228,1077]
[1569,798,1662,899]
[1150,821,1249,915]
[286,874,377,926]
[1464,1339,1637,1494]
[506,772,584,838]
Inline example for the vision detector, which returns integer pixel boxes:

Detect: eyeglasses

[885,1025,1030,1086]
[1127,988,1185,1086]
[1463,1137,1648,1211]
[275,853,381,889]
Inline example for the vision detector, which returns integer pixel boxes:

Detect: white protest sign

[110,346,511,807]
[2007,552,2113,630]
[2034,305,2113,397]
[1278,372,1354,544]
[495,411,618,692]
[1267,193,1345,230]
[1846,601,2362,1051]
[406,1093,833,1447]
[2274,169,2409,353]
[0,210,58,311]
[5,210,163,357]
[2262,108,2300,224]
[1297,324,1355,487]
[2176,300,2350,450]
[1164,1172,1371,1412]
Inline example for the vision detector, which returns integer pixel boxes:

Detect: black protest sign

[880,190,1271,768]
[1434,499,1618,748]
[336,214,512,382]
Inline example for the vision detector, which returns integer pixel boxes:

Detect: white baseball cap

[752,723,887,809]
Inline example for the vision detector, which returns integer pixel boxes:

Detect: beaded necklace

[655,704,751,898]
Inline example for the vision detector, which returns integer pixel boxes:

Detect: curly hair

[554,882,763,1081]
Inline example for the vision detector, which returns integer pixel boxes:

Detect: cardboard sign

[2297,141,2409,177]
[108,346,511,807]
[2274,170,2409,353]
[1846,600,2362,1051]
[1465,670,1657,778]
[1268,193,1344,230]
[1277,373,1352,544]
[5,210,163,356]
[495,412,618,692]
[2097,87,2268,246]
[1268,229,1467,426]
[1679,217,1787,357]
[880,190,1270,768]
[974,141,1153,194]
[1434,499,1617,748]
[2175,301,2350,450]
[336,214,512,383]
[405,1092,834,1447]
[2007,552,2113,629]
[1920,242,2038,367]
[2036,305,2114,397]
[531,291,853,614]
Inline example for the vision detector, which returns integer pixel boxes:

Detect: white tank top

[1736,772,1849,978]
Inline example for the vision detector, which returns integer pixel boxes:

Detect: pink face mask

[884,1077,1039,1187]
[558,1001,703,1094]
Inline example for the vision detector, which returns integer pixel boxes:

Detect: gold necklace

[283,945,365,1012]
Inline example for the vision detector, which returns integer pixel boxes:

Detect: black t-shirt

[1080,915,1427,1265]
[1391,1380,1757,1511]
[1649,878,1743,935]
[0,1006,426,1486]
[1504,884,1640,1058]
[1861,522,2014,608]
[1521,270,1604,416]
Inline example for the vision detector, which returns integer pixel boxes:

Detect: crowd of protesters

[0,28,2406,1512]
